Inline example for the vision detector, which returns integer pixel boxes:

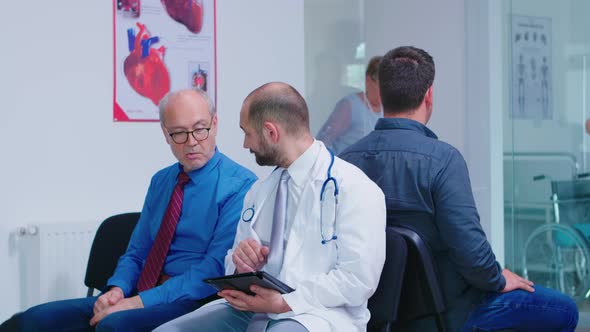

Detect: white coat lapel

[248,170,282,227]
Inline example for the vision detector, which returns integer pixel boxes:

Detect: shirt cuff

[139,287,163,307]
[106,278,133,297]
[495,262,507,292]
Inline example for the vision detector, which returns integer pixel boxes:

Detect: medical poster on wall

[511,15,552,120]
[113,0,216,122]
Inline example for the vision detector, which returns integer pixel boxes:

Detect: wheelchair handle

[533,174,547,181]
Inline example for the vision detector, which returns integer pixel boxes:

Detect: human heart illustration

[124,22,170,105]
[161,0,203,34]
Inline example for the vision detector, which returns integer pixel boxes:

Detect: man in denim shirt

[340,46,578,332]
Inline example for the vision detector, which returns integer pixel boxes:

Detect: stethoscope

[319,148,339,244]
[240,147,339,245]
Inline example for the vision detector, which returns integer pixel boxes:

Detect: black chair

[390,225,447,332]
[368,227,408,332]
[84,212,140,297]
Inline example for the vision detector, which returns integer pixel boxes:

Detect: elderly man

[156,82,386,332]
[8,89,257,331]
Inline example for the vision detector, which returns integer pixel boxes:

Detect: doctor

[155,82,386,332]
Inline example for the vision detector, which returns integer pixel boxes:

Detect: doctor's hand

[89,295,144,326]
[233,238,269,273]
[219,285,291,314]
[501,268,535,293]
[93,287,124,315]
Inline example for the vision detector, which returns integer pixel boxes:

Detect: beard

[251,140,281,166]
[252,148,280,166]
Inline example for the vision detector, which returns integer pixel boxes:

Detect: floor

[579,310,590,331]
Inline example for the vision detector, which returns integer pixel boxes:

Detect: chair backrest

[84,212,140,296]
[367,227,408,331]
[390,225,447,331]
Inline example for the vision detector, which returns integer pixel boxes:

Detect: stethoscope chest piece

[241,206,255,222]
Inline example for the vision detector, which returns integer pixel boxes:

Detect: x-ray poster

[113,0,216,122]
[511,15,552,120]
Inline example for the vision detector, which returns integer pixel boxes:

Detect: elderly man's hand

[219,285,291,314]
[89,295,144,326]
[232,238,269,273]
[93,287,124,315]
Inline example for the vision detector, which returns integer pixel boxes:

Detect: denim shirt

[340,118,505,327]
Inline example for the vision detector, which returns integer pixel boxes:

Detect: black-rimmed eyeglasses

[168,127,211,144]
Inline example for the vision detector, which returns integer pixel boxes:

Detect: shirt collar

[286,140,321,188]
[375,117,438,139]
[176,147,221,182]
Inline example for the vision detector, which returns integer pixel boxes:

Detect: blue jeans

[461,285,578,332]
[18,295,205,332]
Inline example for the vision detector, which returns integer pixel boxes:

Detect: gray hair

[158,88,216,124]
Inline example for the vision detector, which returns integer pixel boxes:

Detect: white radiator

[17,221,100,309]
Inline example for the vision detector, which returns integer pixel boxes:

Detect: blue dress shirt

[107,149,257,307]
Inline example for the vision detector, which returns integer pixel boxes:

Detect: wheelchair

[522,174,590,301]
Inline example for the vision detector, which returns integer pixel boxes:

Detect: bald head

[159,88,216,125]
[243,82,310,136]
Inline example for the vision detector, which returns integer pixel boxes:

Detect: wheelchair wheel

[522,223,590,301]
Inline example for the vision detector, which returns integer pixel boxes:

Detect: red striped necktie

[137,172,191,292]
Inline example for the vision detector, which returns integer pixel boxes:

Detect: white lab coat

[225,142,386,332]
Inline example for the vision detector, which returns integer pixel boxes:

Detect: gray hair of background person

[366,55,382,81]
[378,46,435,114]
[158,88,216,124]
[245,82,310,136]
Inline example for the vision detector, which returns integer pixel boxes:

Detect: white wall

[465,0,506,264]
[364,0,467,153]
[0,0,303,320]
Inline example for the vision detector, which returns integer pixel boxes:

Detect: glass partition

[305,0,590,326]
[504,0,590,322]
[304,0,383,155]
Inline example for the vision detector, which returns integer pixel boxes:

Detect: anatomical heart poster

[113,0,216,122]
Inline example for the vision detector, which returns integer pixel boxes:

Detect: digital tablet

[203,271,295,296]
